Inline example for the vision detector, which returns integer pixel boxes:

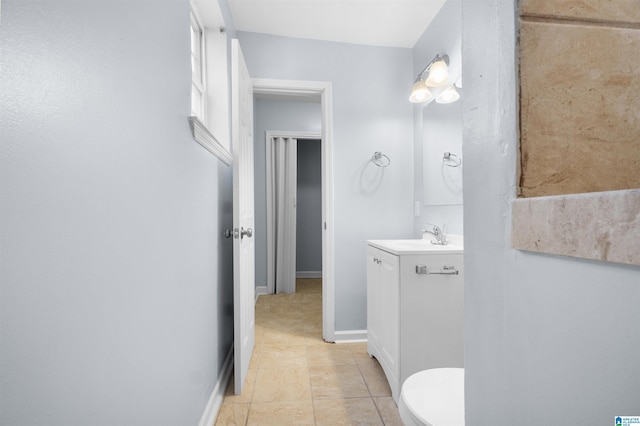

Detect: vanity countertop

[367,238,464,256]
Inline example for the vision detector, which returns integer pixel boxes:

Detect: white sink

[367,239,464,255]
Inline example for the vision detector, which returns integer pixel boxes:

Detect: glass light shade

[435,86,460,104]
[425,59,449,87]
[409,80,433,103]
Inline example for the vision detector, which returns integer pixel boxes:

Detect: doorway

[265,133,322,296]
[252,79,336,342]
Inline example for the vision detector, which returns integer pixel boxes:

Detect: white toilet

[398,368,465,426]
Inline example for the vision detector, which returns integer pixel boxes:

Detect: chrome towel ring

[443,152,461,167]
[372,151,391,167]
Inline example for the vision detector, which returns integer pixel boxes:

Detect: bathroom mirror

[422,100,463,206]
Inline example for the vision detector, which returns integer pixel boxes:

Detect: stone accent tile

[373,397,403,426]
[252,366,312,402]
[215,403,250,426]
[520,0,640,24]
[313,398,383,426]
[512,189,640,265]
[247,401,315,426]
[519,20,640,197]
[309,364,370,399]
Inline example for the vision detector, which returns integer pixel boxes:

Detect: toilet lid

[400,368,465,426]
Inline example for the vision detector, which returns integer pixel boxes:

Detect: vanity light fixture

[409,54,453,103]
[435,85,460,104]
[424,55,449,87]
[409,80,433,103]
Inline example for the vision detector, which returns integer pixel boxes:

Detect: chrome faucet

[422,223,447,245]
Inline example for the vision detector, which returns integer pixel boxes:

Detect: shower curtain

[266,136,297,294]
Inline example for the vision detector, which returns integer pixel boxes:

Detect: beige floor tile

[215,403,249,426]
[224,369,257,404]
[363,377,392,397]
[313,397,383,426]
[374,397,403,426]
[217,280,402,425]
[247,401,315,426]
[301,293,323,311]
[253,366,312,402]
[309,364,370,399]
[303,311,323,326]
[255,294,279,310]
[304,329,326,347]
[357,358,391,397]
[271,302,304,315]
[307,343,356,366]
[302,292,322,303]
[357,357,388,383]
[248,347,261,371]
[262,327,307,346]
[347,342,369,356]
[271,292,305,304]
[263,311,304,325]
[352,351,375,365]
[259,343,308,367]
[304,321,323,333]
[296,279,322,293]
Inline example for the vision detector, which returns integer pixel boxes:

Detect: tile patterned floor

[215,278,403,426]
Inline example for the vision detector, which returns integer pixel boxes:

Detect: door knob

[241,227,253,238]
[234,227,253,239]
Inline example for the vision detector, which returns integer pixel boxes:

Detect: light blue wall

[296,139,323,274]
[411,0,463,236]
[0,1,234,424]
[462,0,640,424]
[253,99,322,288]
[239,32,415,330]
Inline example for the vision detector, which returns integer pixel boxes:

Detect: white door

[231,39,255,395]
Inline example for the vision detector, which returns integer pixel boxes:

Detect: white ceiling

[227,0,447,48]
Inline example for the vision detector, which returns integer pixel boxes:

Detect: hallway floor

[215,278,403,425]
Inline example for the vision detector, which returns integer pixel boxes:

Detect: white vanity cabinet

[366,240,464,403]
[366,245,400,390]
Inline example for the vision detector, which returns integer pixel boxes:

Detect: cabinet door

[378,250,399,378]
[366,246,382,351]
[400,253,464,382]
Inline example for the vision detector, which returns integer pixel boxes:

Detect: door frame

[265,131,321,296]
[253,79,335,342]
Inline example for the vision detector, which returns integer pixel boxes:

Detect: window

[190,10,206,123]
[188,2,232,164]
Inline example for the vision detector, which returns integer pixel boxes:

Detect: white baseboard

[296,271,322,279]
[255,285,268,303]
[333,330,368,343]
[198,345,234,426]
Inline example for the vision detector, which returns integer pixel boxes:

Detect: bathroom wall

[0,1,235,424]
[296,139,323,276]
[411,0,464,237]
[462,0,640,424]
[238,32,415,330]
[253,98,322,288]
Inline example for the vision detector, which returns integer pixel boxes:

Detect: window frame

[188,2,232,165]
[190,9,206,123]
